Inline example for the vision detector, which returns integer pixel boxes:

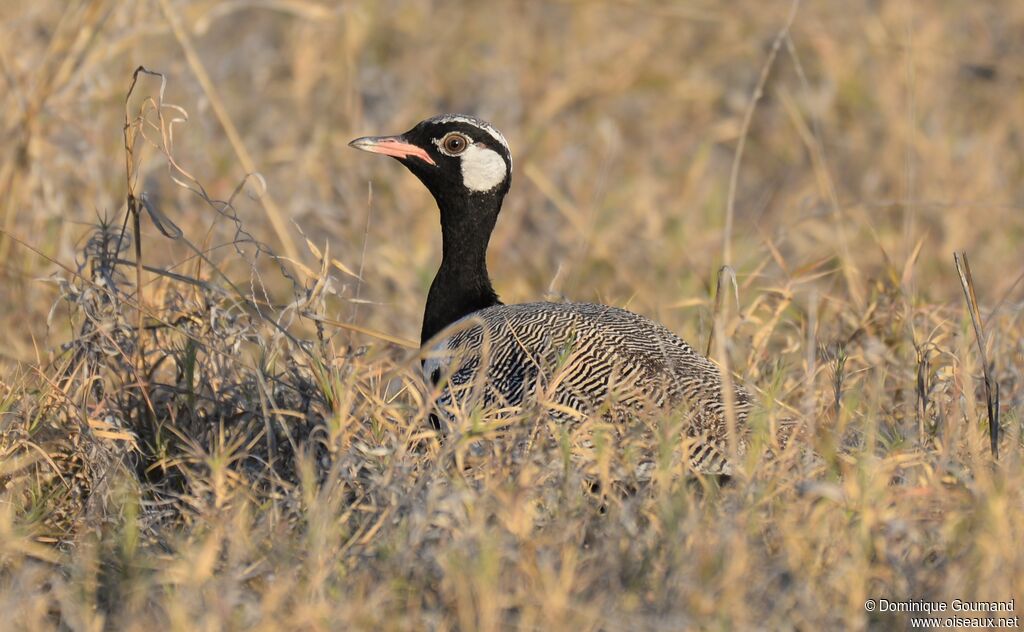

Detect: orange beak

[348,135,436,166]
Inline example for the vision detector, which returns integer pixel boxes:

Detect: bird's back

[424,301,751,473]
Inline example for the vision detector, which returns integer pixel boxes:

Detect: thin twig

[722,0,801,266]
[953,251,999,459]
[124,67,161,424]
[351,181,373,327]
[706,265,738,357]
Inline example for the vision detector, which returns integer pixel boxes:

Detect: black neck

[420,190,503,345]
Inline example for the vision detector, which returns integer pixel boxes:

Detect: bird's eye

[442,133,469,155]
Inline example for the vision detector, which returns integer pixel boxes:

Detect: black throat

[420,188,504,345]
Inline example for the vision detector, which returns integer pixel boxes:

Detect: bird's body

[350,114,751,474]
[424,301,750,473]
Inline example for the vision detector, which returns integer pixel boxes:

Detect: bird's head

[349,114,513,206]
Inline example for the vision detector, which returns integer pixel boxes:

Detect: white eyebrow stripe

[432,114,510,154]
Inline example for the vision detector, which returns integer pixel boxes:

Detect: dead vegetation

[1,1,1023,629]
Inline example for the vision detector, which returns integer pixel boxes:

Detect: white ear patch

[460,145,507,192]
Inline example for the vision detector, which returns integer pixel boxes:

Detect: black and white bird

[350,114,751,474]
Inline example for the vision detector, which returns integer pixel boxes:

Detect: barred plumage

[350,114,752,474]
[424,302,751,474]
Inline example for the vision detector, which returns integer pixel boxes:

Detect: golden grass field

[1,0,1023,629]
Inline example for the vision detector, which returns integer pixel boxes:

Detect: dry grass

[1,1,1023,629]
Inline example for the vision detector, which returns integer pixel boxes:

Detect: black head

[349,114,513,206]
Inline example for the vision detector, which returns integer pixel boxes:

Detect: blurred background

[4,4,1024,628]
[1,0,1022,370]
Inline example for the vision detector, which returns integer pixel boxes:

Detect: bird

[349,114,751,474]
